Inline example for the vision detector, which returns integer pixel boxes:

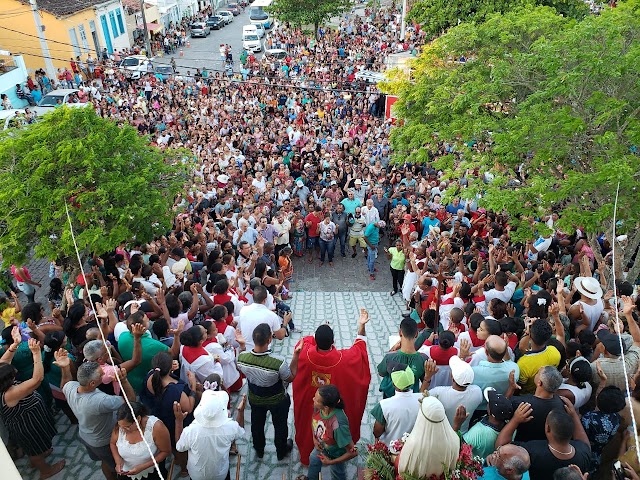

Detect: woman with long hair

[110,402,171,479]
[0,334,65,478]
[140,351,195,477]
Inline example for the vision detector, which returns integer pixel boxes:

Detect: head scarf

[398,396,459,478]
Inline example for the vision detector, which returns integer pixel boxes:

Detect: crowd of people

[1,3,640,480]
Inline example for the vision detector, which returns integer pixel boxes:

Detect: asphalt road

[152,5,259,74]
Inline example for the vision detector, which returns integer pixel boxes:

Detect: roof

[18,0,111,17]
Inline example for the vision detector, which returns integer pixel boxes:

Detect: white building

[94,0,131,54]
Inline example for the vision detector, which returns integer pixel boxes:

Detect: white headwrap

[398,396,460,478]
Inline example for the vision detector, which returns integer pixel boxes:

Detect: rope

[609,180,640,464]
[64,203,165,480]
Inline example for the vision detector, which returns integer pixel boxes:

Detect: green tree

[408,0,589,40]
[387,3,640,280]
[0,107,188,267]
[269,0,352,37]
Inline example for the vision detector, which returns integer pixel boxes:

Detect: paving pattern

[12,287,405,480]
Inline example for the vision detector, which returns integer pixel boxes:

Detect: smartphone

[613,460,626,480]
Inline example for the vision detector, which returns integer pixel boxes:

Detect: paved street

[14,290,405,480]
[153,5,259,74]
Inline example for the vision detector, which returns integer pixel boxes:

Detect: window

[109,10,119,38]
[115,8,125,35]
[78,24,90,54]
[68,28,81,57]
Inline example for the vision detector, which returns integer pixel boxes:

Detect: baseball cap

[484,388,513,422]
[403,214,412,221]
[377,220,386,228]
[449,355,474,387]
[296,180,304,187]
[597,329,623,356]
[330,180,337,186]
[391,365,415,391]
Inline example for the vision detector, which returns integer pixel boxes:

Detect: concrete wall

[0,55,29,109]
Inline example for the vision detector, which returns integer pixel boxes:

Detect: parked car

[237,0,249,6]
[253,22,265,38]
[227,2,241,15]
[206,15,224,29]
[37,89,88,109]
[190,22,210,38]
[263,48,287,61]
[119,55,153,79]
[218,10,234,24]
[154,65,175,81]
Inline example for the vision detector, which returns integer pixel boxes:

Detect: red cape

[292,335,370,465]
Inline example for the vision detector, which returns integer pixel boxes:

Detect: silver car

[190,22,210,38]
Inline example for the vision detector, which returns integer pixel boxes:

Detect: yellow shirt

[1,306,17,328]
[516,345,561,394]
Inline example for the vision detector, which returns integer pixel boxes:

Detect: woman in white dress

[110,402,172,480]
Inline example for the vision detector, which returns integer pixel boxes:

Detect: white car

[254,23,265,38]
[0,109,38,130]
[354,70,386,83]
[37,89,89,109]
[263,48,287,60]
[119,55,153,79]
[218,10,233,24]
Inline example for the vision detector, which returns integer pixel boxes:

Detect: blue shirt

[340,197,361,216]
[480,466,530,480]
[421,217,440,238]
[364,223,380,246]
[472,360,520,410]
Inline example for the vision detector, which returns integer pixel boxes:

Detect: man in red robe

[292,308,371,465]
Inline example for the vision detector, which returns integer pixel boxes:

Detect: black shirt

[512,394,565,442]
[517,440,591,480]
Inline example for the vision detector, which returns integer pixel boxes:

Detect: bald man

[482,444,531,480]
[470,336,520,415]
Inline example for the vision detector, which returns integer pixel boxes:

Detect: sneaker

[255,449,264,459]
[351,252,357,258]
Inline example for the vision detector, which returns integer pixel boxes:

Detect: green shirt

[377,350,428,398]
[388,247,406,270]
[118,332,168,393]
[312,408,352,460]
[463,417,501,459]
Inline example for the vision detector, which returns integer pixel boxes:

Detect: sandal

[295,476,308,480]
[390,291,397,296]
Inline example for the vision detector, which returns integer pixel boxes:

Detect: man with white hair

[361,198,381,226]
[233,218,259,246]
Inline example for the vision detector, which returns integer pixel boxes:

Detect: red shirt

[429,346,459,365]
[305,212,322,238]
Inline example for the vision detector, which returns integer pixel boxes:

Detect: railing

[0,57,18,76]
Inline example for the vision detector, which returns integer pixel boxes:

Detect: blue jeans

[366,246,377,274]
[308,448,347,480]
[337,230,347,256]
[319,238,336,262]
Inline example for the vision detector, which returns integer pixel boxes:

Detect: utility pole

[400,0,407,40]
[29,0,56,79]
[139,0,153,57]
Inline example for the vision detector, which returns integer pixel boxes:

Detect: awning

[146,22,164,33]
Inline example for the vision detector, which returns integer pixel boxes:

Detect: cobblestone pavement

[14,290,405,480]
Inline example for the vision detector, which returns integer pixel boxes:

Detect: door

[89,20,101,56]
[100,14,114,53]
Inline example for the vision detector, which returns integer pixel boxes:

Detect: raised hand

[27,338,41,355]
[10,326,21,346]
[358,308,369,325]
[509,370,521,392]
[424,359,439,378]
[512,402,533,424]
[131,323,146,338]
[173,401,189,421]
[53,348,71,368]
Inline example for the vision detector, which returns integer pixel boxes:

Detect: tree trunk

[314,21,319,40]
[622,229,640,285]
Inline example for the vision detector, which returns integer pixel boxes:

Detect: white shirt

[176,420,245,480]
[376,391,423,445]
[237,303,282,350]
[482,281,517,314]
[429,385,483,434]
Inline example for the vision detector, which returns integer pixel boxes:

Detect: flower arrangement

[364,438,484,480]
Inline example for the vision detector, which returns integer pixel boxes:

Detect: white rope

[609,181,640,464]
[65,203,165,480]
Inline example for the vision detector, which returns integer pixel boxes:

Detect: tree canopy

[269,0,352,34]
[0,107,187,266]
[386,2,640,278]
[408,0,589,40]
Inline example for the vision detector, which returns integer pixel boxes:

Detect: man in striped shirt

[237,323,302,460]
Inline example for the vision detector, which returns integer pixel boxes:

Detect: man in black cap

[456,388,514,459]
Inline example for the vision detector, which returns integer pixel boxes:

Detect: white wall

[95,0,131,53]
